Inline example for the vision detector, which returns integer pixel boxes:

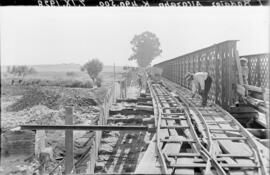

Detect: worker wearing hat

[240,57,249,84]
[185,72,212,106]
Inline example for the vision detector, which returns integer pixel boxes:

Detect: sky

[0,7,269,67]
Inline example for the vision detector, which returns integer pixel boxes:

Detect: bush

[66,71,77,77]
[8,65,37,77]
[38,80,51,86]
[83,80,94,88]
[9,77,94,89]
[81,59,103,86]
[58,79,93,88]
[69,80,83,88]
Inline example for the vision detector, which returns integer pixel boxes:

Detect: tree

[9,65,37,77]
[28,67,37,74]
[81,59,103,86]
[129,31,162,67]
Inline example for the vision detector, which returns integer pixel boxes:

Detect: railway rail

[148,79,269,175]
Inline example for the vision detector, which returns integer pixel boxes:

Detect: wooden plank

[200,112,223,116]
[218,141,252,157]
[228,171,246,175]
[221,164,258,168]
[161,117,185,120]
[214,116,230,122]
[217,154,253,158]
[167,153,201,157]
[212,137,247,140]
[212,140,222,156]
[136,105,154,112]
[210,128,240,132]
[206,120,233,124]
[174,157,196,174]
[219,157,237,165]
[170,163,206,168]
[160,126,189,129]
[159,120,169,139]
[228,160,257,175]
[236,158,257,167]
[65,107,74,174]
[162,107,179,110]
[160,139,196,143]
[163,106,178,136]
[163,136,185,164]
[162,112,184,116]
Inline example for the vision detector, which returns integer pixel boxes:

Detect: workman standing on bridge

[185,72,212,107]
[137,74,142,89]
[240,57,249,84]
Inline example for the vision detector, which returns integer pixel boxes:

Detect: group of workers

[136,57,249,107]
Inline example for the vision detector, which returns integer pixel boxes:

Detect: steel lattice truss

[155,40,239,110]
[241,53,269,89]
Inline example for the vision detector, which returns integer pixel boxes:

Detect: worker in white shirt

[185,72,212,106]
[240,57,249,84]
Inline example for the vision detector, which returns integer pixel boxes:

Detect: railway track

[148,80,268,175]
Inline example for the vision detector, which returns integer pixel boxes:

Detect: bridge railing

[92,81,119,172]
[155,40,239,110]
[240,53,269,89]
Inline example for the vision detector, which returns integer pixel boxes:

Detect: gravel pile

[6,87,102,112]
[1,105,62,131]
[6,88,60,112]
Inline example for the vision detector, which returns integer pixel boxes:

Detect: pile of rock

[6,88,60,112]
[2,105,61,131]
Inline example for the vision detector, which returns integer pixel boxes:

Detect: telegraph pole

[114,62,115,84]
[114,62,116,101]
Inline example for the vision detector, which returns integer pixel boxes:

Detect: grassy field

[1,63,124,73]
[2,69,124,89]
[1,63,124,84]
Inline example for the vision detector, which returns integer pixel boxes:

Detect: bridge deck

[135,79,269,175]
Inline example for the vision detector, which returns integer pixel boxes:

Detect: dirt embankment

[2,85,106,131]
[1,84,107,175]
[5,86,106,112]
